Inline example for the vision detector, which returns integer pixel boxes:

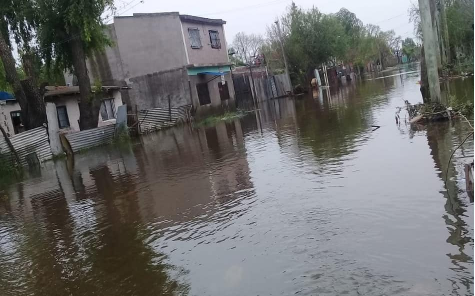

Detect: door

[197,83,211,105]
[232,76,253,108]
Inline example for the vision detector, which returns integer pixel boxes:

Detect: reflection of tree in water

[0,154,189,296]
[293,78,393,162]
[426,123,473,295]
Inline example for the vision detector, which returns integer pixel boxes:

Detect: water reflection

[0,64,473,295]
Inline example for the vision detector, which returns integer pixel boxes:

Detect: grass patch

[194,110,250,127]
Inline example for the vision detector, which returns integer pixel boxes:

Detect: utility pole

[274,20,292,94]
[418,0,441,103]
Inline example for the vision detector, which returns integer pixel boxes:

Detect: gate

[232,76,253,108]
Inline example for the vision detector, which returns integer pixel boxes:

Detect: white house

[0,86,124,137]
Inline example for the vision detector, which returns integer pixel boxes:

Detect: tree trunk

[21,78,46,128]
[0,28,30,129]
[69,26,100,130]
[21,53,47,128]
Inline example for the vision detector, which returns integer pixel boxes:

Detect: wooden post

[0,124,20,166]
[418,0,441,103]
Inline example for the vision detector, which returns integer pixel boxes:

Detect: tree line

[232,1,473,87]
[0,0,114,131]
[232,3,416,86]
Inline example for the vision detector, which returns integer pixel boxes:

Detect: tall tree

[232,32,264,65]
[0,0,46,130]
[37,0,114,130]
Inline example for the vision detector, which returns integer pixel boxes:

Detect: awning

[0,91,14,101]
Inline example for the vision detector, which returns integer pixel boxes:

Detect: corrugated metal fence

[0,126,53,165]
[65,124,116,153]
[138,105,191,134]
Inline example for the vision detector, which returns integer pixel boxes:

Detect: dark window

[188,28,202,49]
[56,106,70,129]
[196,83,211,105]
[100,99,116,121]
[209,30,221,49]
[10,111,23,134]
[218,82,230,101]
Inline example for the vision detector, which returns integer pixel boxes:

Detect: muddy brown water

[0,64,473,296]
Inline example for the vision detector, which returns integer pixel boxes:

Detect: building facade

[0,86,123,137]
[86,12,235,115]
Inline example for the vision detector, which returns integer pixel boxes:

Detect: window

[209,30,221,49]
[100,99,116,121]
[188,28,202,49]
[56,106,70,129]
[218,82,230,101]
[196,83,211,105]
[10,111,23,134]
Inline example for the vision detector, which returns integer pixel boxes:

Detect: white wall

[97,90,123,127]
[0,101,21,136]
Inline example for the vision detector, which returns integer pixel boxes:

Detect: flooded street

[0,64,473,295]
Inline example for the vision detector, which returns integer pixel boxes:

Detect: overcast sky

[112,0,417,44]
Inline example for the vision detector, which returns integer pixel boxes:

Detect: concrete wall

[0,101,21,136]
[128,67,192,110]
[181,21,229,65]
[113,13,188,79]
[189,72,235,115]
[87,25,126,84]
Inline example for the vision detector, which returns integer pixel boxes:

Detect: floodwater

[0,64,473,296]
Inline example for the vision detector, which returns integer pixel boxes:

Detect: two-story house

[84,12,235,114]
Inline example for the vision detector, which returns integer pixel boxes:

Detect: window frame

[100,98,116,121]
[56,105,70,129]
[208,30,221,49]
[188,28,202,49]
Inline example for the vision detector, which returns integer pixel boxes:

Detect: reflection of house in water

[135,119,254,224]
[0,146,189,295]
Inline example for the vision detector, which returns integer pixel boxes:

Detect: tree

[232,32,264,65]
[0,0,47,130]
[402,37,418,61]
[37,0,114,130]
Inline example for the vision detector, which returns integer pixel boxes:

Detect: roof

[0,91,14,101]
[179,14,226,25]
[44,86,122,97]
[115,12,226,25]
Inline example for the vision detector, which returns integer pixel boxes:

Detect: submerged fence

[0,126,53,166]
[64,124,116,153]
[137,104,191,134]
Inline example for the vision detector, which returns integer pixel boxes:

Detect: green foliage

[265,4,401,85]
[446,0,474,59]
[36,0,115,73]
[402,37,418,61]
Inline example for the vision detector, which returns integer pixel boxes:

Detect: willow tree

[37,0,114,130]
[0,0,47,130]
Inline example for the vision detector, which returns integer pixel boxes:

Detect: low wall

[128,67,192,111]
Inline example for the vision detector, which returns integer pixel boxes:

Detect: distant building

[82,12,235,114]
